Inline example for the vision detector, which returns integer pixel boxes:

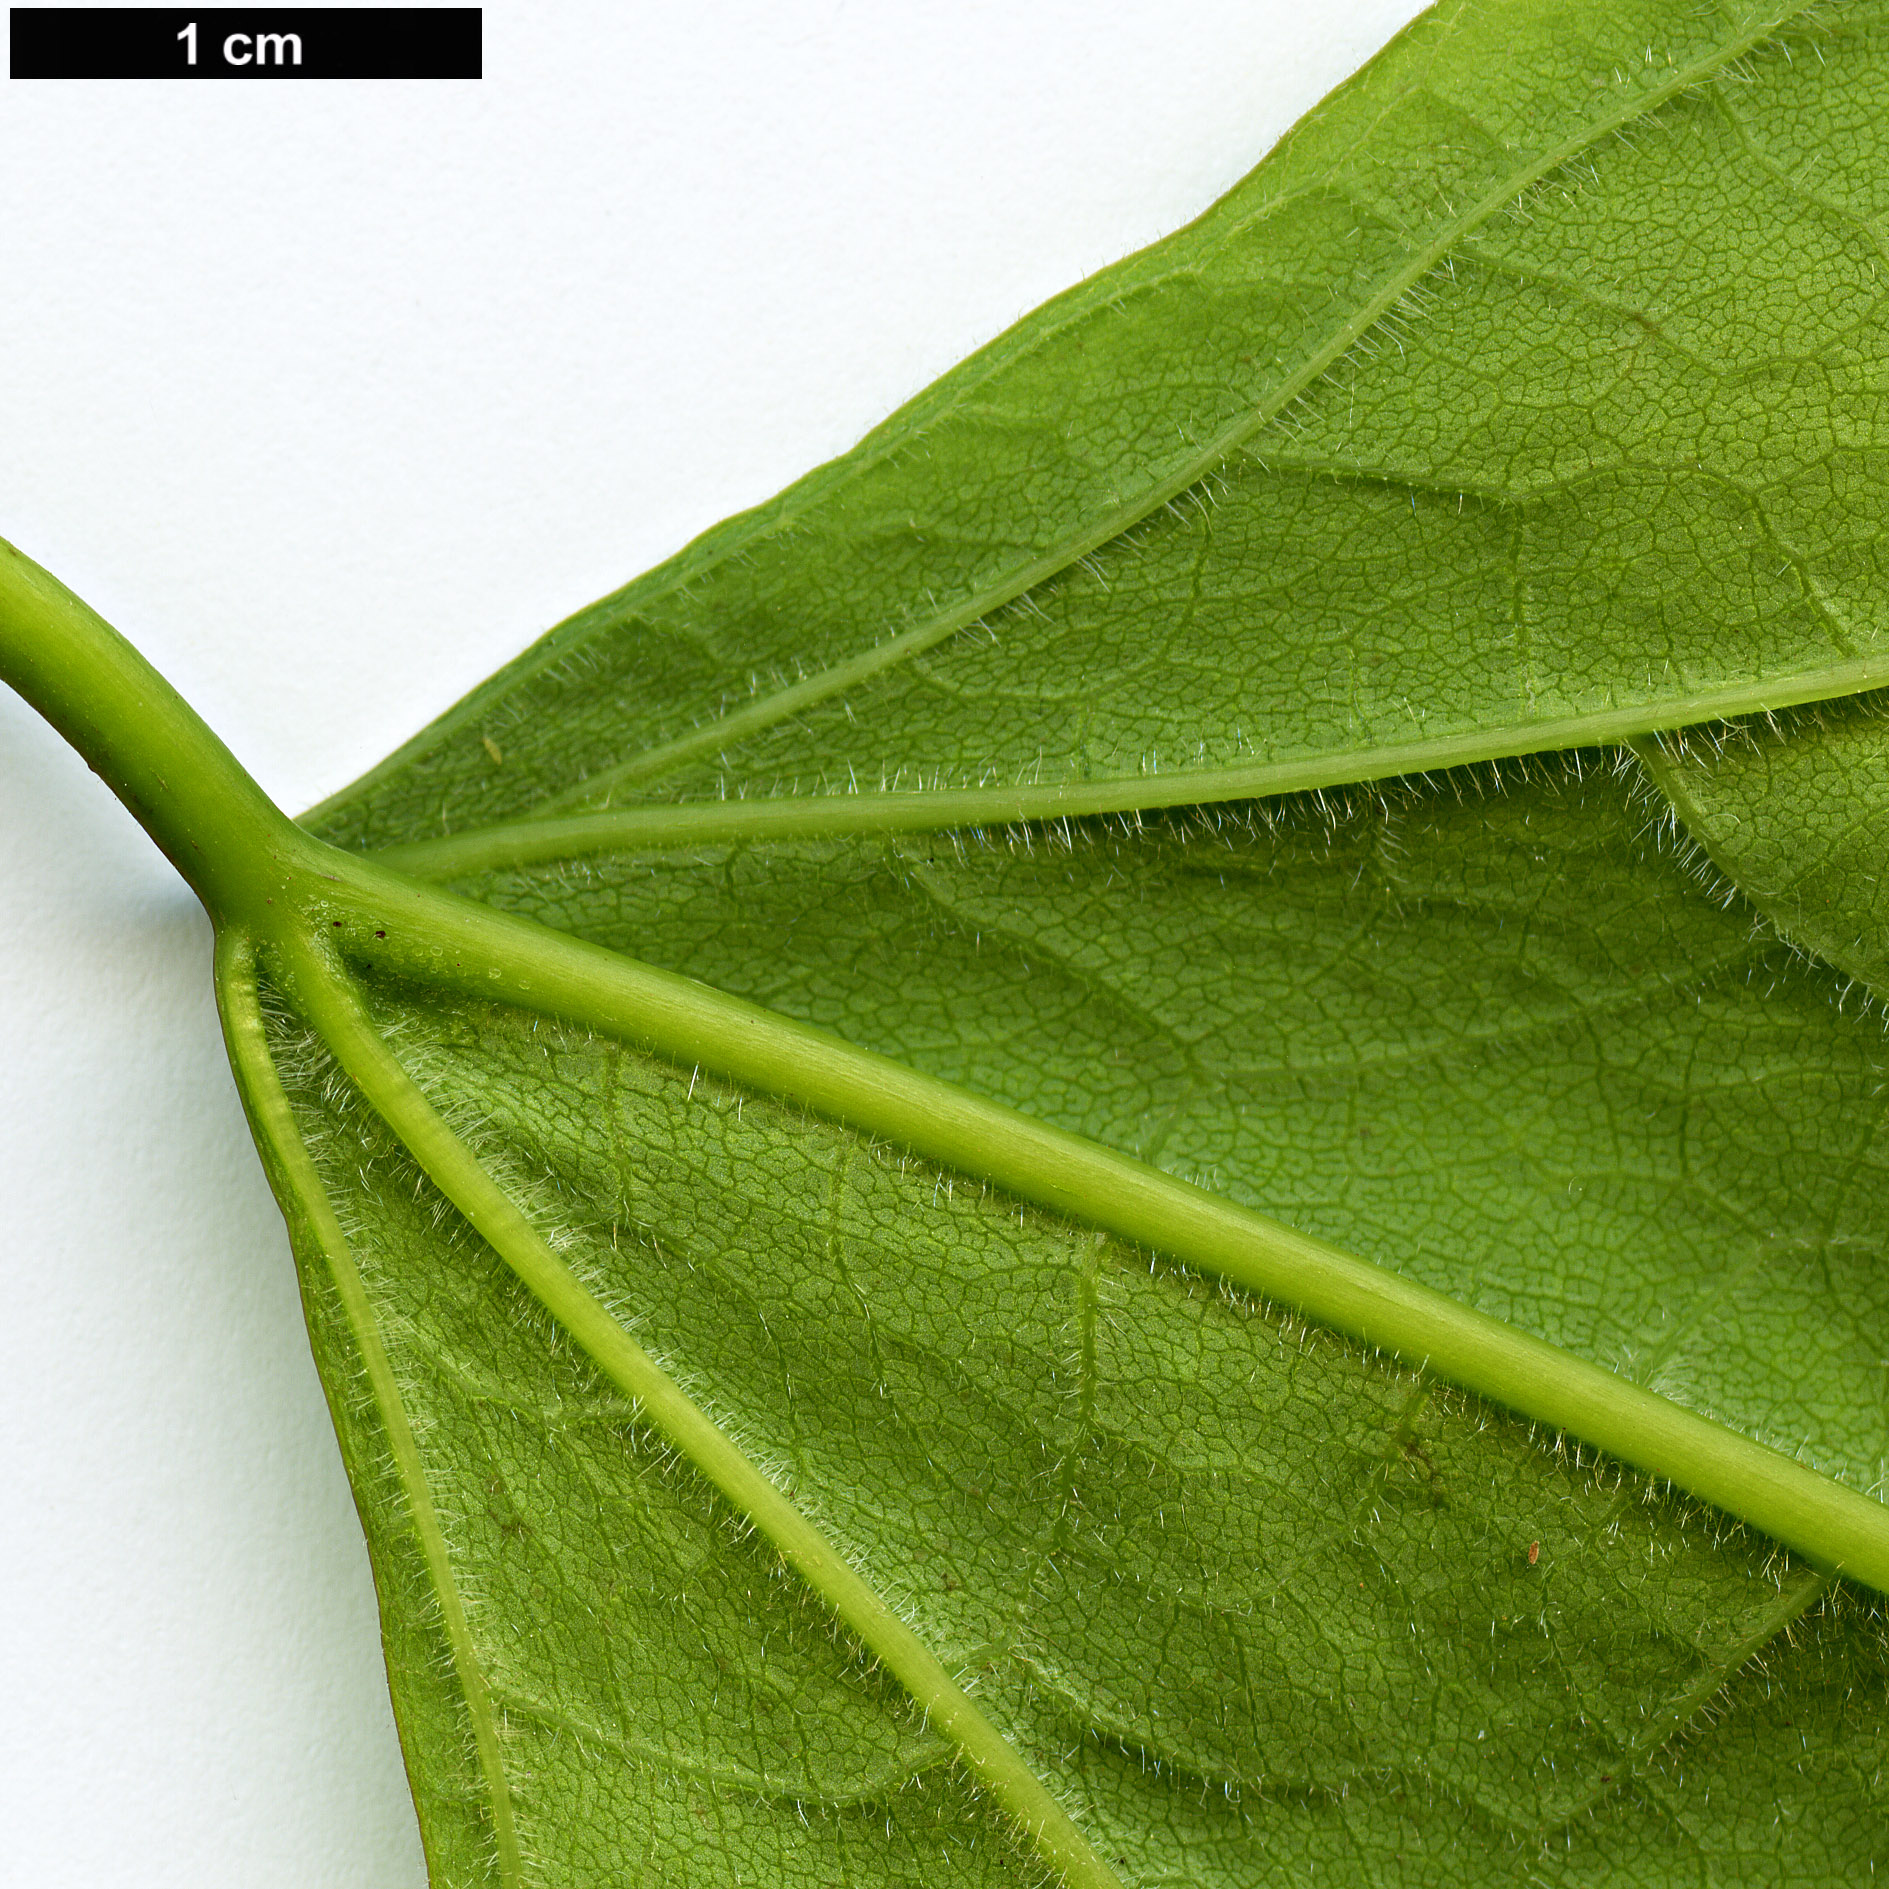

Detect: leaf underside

[264,958,1884,1884]
[213,1,1889,1883]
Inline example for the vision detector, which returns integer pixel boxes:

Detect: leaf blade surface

[20,1,1889,1882]
[437,761,1889,1503]
[310,1,1889,855]
[234,4,1889,1879]
[1640,698,1889,1004]
[237,923,1889,1884]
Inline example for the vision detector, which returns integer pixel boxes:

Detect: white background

[0,4,1423,1880]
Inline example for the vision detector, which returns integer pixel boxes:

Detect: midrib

[520,6,1813,821]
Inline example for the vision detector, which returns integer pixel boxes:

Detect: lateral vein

[370,648,1889,878]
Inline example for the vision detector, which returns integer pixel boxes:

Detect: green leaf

[238,929,1884,1883]
[1639,696,1889,998]
[246,754,1889,1884]
[315,0,1889,868]
[448,759,1889,1502]
[11,2,1889,1886]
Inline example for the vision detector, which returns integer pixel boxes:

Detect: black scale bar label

[10,8,481,78]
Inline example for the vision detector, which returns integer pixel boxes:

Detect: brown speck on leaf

[1528,1540,1541,1565]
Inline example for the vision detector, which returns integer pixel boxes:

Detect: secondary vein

[369,649,1889,877]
